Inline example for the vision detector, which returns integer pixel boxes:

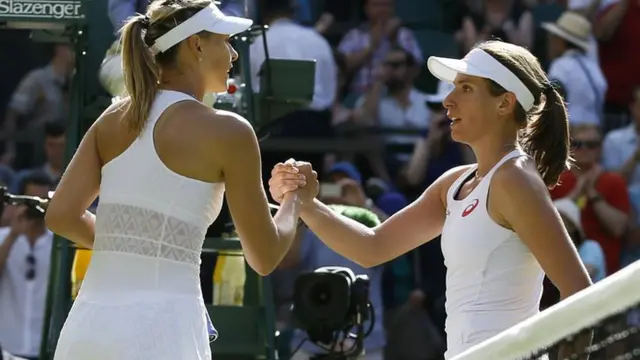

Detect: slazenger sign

[0,0,83,20]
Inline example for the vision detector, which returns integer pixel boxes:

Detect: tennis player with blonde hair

[45,1,313,359]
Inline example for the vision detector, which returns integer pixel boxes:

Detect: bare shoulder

[492,157,547,195]
[178,105,258,164]
[179,103,255,140]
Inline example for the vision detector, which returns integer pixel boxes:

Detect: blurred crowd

[1,0,639,359]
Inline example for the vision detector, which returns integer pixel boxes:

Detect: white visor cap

[150,1,253,54]
[427,48,535,111]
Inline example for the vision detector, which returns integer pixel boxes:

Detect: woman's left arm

[45,121,101,249]
[492,165,592,300]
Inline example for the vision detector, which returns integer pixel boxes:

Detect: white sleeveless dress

[441,150,545,359]
[53,91,225,360]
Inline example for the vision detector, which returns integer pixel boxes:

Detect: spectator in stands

[602,87,640,188]
[542,198,607,310]
[603,86,640,268]
[555,198,607,282]
[550,124,630,275]
[279,205,385,360]
[10,122,66,194]
[594,0,640,132]
[337,0,422,94]
[2,43,73,170]
[456,0,534,53]
[400,80,475,200]
[381,193,446,360]
[250,0,337,176]
[108,0,245,31]
[0,172,54,360]
[331,51,354,127]
[353,46,429,179]
[566,0,605,61]
[543,12,607,127]
[323,162,388,221]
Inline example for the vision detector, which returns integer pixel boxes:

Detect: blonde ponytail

[120,15,159,134]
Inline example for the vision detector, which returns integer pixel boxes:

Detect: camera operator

[0,171,54,360]
[278,205,385,360]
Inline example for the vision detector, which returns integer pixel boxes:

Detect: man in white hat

[543,11,607,128]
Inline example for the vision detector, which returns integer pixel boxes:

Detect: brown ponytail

[519,85,571,187]
[477,41,572,188]
[120,15,160,134]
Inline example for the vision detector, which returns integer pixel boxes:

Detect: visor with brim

[150,2,253,55]
[427,48,535,112]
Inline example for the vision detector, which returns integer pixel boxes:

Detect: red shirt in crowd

[550,171,630,275]
[596,0,640,106]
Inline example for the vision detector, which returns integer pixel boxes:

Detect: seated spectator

[0,171,54,360]
[250,0,336,114]
[337,0,422,94]
[543,12,607,127]
[353,47,430,178]
[279,205,385,360]
[542,198,607,310]
[555,198,607,282]
[550,124,630,275]
[602,86,640,190]
[456,0,534,53]
[2,43,73,170]
[594,0,640,132]
[331,51,355,127]
[250,0,337,177]
[11,122,66,194]
[399,81,475,200]
[380,193,445,360]
[323,162,388,220]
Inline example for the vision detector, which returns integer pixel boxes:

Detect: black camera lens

[309,283,332,306]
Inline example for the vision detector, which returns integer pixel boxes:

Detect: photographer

[0,172,54,360]
[279,205,384,360]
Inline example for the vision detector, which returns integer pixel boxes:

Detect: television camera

[291,266,375,360]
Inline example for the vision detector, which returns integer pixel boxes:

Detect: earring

[198,57,202,62]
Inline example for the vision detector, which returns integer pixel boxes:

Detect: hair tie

[543,81,555,94]
[140,15,151,28]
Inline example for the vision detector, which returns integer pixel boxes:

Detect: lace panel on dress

[93,203,207,265]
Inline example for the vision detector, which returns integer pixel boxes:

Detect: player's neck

[160,70,205,101]
[470,135,518,178]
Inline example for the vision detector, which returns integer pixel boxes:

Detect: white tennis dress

[53,90,225,360]
[441,150,545,359]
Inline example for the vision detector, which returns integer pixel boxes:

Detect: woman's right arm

[275,165,471,267]
[215,113,307,276]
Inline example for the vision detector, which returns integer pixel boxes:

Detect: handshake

[268,159,320,205]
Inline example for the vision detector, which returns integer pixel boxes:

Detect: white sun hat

[541,12,591,52]
[150,1,253,54]
[427,48,535,112]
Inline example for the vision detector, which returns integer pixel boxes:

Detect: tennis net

[452,260,640,360]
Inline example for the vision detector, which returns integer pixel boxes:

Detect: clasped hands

[269,159,319,205]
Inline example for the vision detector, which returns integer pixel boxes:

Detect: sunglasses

[26,253,36,281]
[383,60,407,69]
[571,140,601,150]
